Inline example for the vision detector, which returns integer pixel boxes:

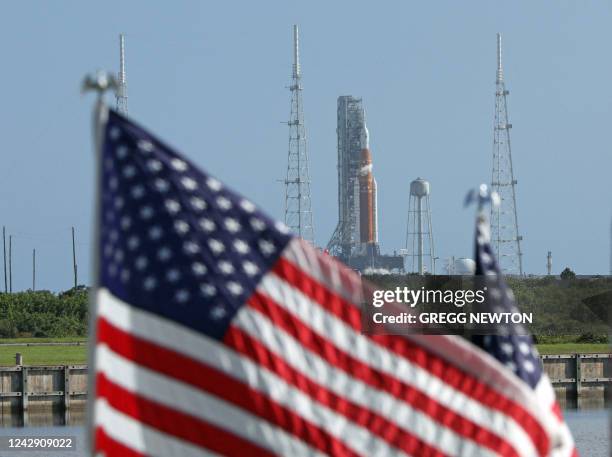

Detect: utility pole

[2,226,6,293]
[72,227,78,289]
[8,235,12,293]
[32,249,36,291]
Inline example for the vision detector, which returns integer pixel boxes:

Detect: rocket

[358,123,378,246]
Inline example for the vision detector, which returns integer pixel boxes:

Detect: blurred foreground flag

[91,109,576,456]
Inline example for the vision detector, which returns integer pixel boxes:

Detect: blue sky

[0,1,610,291]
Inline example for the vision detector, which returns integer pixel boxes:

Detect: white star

[199,218,215,232]
[218,261,234,275]
[192,262,207,275]
[157,247,172,261]
[176,289,190,303]
[109,127,121,140]
[518,341,530,355]
[127,236,140,250]
[122,165,136,178]
[523,360,536,373]
[240,199,255,213]
[120,216,131,230]
[143,276,157,291]
[114,197,124,210]
[275,221,290,234]
[224,218,241,233]
[174,220,190,234]
[233,239,249,254]
[165,199,181,214]
[171,158,188,172]
[190,197,207,211]
[116,145,129,159]
[109,230,119,242]
[135,256,148,270]
[500,342,514,355]
[166,269,181,282]
[208,239,225,254]
[103,244,113,257]
[216,196,232,210]
[250,217,265,231]
[505,361,517,373]
[131,185,145,199]
[184,241,200,255]
[113,249,124,262]
[108,264,117,276]
[140,206,154,219]
[109,177,119,191]
[138,140,154,152]
[206,177,222,191]
[149,226,163,240]
[226,281,243,296]
[201,283,216,297]
[147,159,163,173]
[481,252,493,265]
[210,305,226,319]
[243,261,259,276]
[259,240,275,255]
[120,269,130,282]
[154,178,169,193]
[181,177,198,190]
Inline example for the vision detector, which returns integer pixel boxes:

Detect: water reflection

[0,407,85,428]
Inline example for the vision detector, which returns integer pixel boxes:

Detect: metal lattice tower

[490,33,523,275]
[327,96,365,259]
[116,33,128,115]
[283,25,315,244]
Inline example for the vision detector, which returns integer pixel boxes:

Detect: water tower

[405,178,435,274]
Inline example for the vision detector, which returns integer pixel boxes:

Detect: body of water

[0,409,607,456]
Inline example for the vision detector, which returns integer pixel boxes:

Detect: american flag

[91,109,576,456]
[471,215,577,456]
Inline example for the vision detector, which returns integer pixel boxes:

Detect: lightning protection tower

[283,25,315,244]
[405,178,435,274]
[490,33,523,275]
[116,33,128,115]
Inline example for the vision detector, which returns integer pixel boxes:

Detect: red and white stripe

[93,238,576,456]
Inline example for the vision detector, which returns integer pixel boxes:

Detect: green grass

[0,345,87,366]
[536,343,610,355]
[0,339,607,365]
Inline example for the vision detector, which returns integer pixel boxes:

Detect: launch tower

[283,25,315,245]
[490,33,523,275]
[327,96,403,272]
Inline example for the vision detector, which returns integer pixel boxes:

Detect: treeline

[0,286,88,338]
[365,274,612,341]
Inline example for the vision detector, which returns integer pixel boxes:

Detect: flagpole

[82,71,115,457]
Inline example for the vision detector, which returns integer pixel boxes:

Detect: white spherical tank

[410,178,430,197]
[454,258,476,275]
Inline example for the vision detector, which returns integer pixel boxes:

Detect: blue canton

[100,110,292,340]
[471,215,543,389]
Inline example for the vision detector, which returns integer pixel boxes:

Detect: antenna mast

[283,25,315,244]
[490,33,524,275]
[116,34,128,115]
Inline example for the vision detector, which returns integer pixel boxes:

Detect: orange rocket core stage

[359,148,377,245]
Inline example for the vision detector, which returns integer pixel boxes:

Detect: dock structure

[0,354,608,423]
